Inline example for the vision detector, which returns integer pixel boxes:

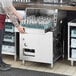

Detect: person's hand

[16,25,25,33]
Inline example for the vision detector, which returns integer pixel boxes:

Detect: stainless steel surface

[13,2,76,11]
[19,8,66,67]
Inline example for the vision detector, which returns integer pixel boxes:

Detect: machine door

[20,32,53,64]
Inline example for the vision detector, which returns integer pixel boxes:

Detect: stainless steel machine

[19,7,66,67]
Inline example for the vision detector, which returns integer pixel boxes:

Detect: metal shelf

[2,51,15,55]
[68,20,76,66]
[2,21,16,60]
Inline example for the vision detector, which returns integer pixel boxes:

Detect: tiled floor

[3,55,76,76]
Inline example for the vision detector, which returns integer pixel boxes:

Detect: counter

[13,3,76,11]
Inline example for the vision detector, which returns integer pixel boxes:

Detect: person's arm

[9,5,23,22]
[2,0,25,33]
[4,6,25,33]
[4,6,21,27]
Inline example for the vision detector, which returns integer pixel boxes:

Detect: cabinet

[20,31,54,68]
[2,19,16,60]
[68,19,76,66]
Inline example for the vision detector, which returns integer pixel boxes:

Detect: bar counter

[13,3,76,11]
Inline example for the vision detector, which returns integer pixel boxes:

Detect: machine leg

[22,60,25,65]
[14,56,17,61]
[14,55,17,61]
[71,60,74,66]
[51,63,53,68]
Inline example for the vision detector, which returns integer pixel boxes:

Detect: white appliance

[19,8,66,68]
[20,31,53,67]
